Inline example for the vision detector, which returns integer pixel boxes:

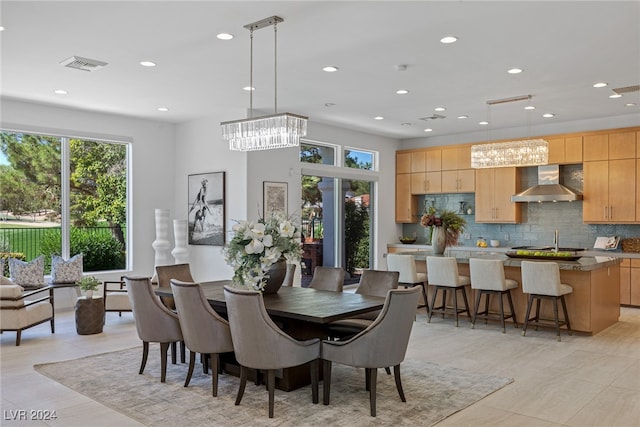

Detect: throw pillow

[0,258,4,276]
[51,254,83,284]
[9,256,45,287]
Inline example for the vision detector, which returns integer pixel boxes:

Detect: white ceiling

[1,1,639,141]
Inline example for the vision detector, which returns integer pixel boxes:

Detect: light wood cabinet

[583,131,636,161]
[547,136,583,164]
[620,258,640,306]
[397,152,411,174]
[395,173,417,223]
[441,146,471,170]
[583,134,609,161]
[411,152,426,173]
[411,171,441,194]
[475,167,521,223]
[441,169,475,193]
[583,159,636,223]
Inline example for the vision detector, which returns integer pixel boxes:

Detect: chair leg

[202,353,209,373]
[365,367,371,391]
[323,360,332,405]
[461,286,471,320]
[160,342,169,383]
[393,364,406,403]
[452,287,459,327]
[552,297,561,341]
[483,292,490,324]
[235,366,247,405]
[428,287,438,323]
[369,367,378,417]
[560,295,572,336]
[50,318,55,334]
[498,292,506,334]
[522,295,534,336]
[441,289,447,319]
[471,291,481,328]
[267,369,275,418]
[310,359,319,404]
[170,341,177,364]
[180,341,186,363]
[140,341,149,374]
[184,350,196,387]
[507,290,518,328]
[534,297,541,331]
[15,330,21,346]
[384,367,391,375]
[419,282,430,316]
[211,353,219,397]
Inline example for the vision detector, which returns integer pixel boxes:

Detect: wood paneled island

[398,251,621,334]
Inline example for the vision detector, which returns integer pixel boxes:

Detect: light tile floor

[1,307,639,426]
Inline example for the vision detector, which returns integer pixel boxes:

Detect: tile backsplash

[401,164,640,251]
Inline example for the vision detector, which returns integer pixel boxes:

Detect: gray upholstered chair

[521,261,573,341]
[426,256,471,326]
[308,266,344,292]
[326,270,399,339]
[321,286,421,417]
[0,284,54,345]
[386,253,429,314]
[125,276,184,382]
[155,263,194,310]
[223,285,321,418]
[469,258,519,333]
[170,280,234,396]
[281,263,297,287]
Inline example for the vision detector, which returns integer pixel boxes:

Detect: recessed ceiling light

[424,128,433,132]
[322,66,338,72]
[243,86,255,91]
[626,103,637,107]
[216,33,234,40]
[396,89,409,95]
[401,123,411,126]
[440,36,458,44]
[53,89,68,95]
[524,105,536,110]
[0,26,5,31]
[374,116,384,120]
[507,68,523,74]
[542,113,555,118]
[593,82,608,88]
[434,107,446,112]
[157,107,169,112]
[479,121,489,125]
[609,94,622,98]
[457,115,468,119]
[140,61,156,67]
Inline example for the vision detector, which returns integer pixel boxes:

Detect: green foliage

[40,228,125,272]
[344,200,370,274]
[77,275,101,291]
[0,252,25,276]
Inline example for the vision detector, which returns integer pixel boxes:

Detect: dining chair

[386,253,429,315]
[170,280,234,396]
[469,258,519,333]
[155,263,194,310]
[321,286,421,417]
[125,276,184,382]
[308,266,344,292]
[426,256,471,326]
[521,261,573,341]
[223,285,321,418]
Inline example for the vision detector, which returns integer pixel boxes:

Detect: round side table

[75,297,105,335]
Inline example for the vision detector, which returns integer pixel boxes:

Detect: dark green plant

[344,200,370,275]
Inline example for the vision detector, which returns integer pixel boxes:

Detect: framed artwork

[187,171,225,246]
[263,181,288,217]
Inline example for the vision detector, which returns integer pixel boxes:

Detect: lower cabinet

[620,258,640,306]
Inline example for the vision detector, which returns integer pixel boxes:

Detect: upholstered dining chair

[426,256,472,327]
[326,270,399,339]
[125,276,184,382]
[170,280,234,396]
[155,263,194,310]
[223,285,321,418]
[0,283,54,345]
[386,253,429,315]
[308,266,344,291]
[321,286,421,417]
[281,263,297,287]
[469,258,519,333]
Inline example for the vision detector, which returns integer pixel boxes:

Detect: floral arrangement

[420,207,466,247]
[76,275,101,291]
[223,213,302,291]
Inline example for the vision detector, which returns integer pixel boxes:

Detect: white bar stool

[426,256,471,326]
[386,253,429,315]
[469,258,519,333]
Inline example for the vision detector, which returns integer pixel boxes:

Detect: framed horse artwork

[187,171,225,246]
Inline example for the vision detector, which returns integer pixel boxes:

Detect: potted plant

[420,207,466,254]
[77,276,101,299]
[223,212,302,293]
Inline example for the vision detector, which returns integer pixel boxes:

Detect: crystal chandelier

[471,95,548,168]
[221,16,308,151]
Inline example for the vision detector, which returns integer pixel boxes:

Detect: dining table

[155,280,385,391]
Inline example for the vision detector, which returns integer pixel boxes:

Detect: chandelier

[221,16,308,151]
[471,95,548,168]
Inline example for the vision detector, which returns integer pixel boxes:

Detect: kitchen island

[396,250,621,334]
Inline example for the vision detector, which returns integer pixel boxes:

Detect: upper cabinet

[583,131,636,161]
[547,136,583,164]
[441,146,471,170]
[475,167,522,223]
[397,152,411,174]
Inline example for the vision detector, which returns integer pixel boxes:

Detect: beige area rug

[34,347,512,426]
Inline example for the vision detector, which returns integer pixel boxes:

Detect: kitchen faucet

[553,229,559,252]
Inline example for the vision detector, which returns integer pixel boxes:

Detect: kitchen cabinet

[441,146,471,170]
[411,150,441,173]
[396,173,417,223]
[397,152,411,174]
[583,131,636,161]
[547,136,583,164]
[441,169,475,193]
[620,258,640,306]
[475,167,521,223]
[583,159,636,223]
[411,171,441,194]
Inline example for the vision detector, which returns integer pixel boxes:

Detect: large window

[0,131,129,274]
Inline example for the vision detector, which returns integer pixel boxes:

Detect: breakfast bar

[399,250,621,334]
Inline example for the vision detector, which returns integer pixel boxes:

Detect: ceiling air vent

[59,56,108,72]
[419,114,446,121]
[612,85,640,95]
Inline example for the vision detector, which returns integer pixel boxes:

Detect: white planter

[85,289,94,299]
[171,219,190,264]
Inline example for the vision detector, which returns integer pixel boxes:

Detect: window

[0,131,129,274]
[345,148,375,170]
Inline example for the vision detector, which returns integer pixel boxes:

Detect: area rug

[34,347,512,426]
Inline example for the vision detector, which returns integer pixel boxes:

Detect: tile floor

[1,305,639,426]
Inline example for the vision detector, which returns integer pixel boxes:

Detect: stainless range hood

[511,164,583,203]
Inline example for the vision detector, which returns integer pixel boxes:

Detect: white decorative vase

[85,290,94,299]
[171,219,190,264]
[431,226,446,255]
[152,209,173,274]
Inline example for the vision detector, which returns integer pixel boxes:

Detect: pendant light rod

[486,94,532,105]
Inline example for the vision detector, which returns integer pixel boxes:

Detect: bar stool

[521,261,573,341]
[469,258,519,333]
[386,253,429,315]
[426,256,471,326]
